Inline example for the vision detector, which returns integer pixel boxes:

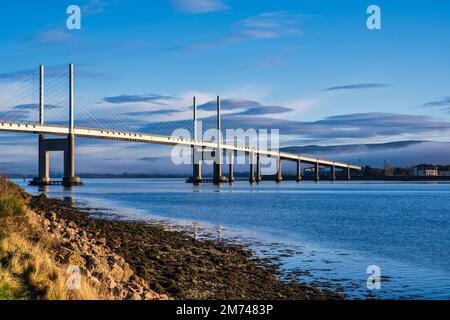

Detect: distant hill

[281,141,425,154]
[281,141,450,168]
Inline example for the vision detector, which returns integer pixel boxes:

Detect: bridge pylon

[30,64,83,187]
[213,96,227,184]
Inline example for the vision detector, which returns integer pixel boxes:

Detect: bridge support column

[213,150,227,184]
[228,152,235,183]
[315,162,320,182]
[296,160,302,183]
[192,162,202,184]
[63,134,82,186]
[33,134,50,185]
[249,153,256,184]
[213,96,227,184]
[256,155,262,183]
[191,147,203,184]
[347,167,351,180]
[276,158,283,183]
[331,165,336,181]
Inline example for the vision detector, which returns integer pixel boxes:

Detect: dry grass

[0,177,105,300]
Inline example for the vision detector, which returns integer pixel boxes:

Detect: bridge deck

[0,122,362,170]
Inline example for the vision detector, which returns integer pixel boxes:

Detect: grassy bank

[0,178,100,300]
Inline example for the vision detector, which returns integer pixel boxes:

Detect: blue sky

[1,0,450,173]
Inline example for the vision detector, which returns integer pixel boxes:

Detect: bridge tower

[213,96,227,184]
[191,96,203,184]
[31,64,82,187]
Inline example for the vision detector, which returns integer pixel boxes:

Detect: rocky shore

[34,206,168,300]
[29,193,343,300]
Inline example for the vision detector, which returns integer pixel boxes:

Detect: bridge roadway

[0,121,362,170]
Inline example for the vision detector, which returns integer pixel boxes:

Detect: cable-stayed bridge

[0,65,362,186]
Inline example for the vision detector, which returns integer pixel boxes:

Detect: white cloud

[173,11,304,50]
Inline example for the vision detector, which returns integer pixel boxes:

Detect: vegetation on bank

[0,178,100,300]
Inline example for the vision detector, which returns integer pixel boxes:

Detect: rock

[66,252,86,267]
[79,230,87,238]
[143,291,160,300]
[122,264,134,282]
[107,277,118,290]
[68,221,77,228]
[83,254,100,270]
[110,264,125,282]
[112,287,128,300]
[130,275,147,287]
[45,212,57,222]
[128,283,144,294]
[88,276,101,288]
[126,292,142,300]
[97,237,107,246]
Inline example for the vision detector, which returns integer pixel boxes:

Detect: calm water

[16,179,450,299]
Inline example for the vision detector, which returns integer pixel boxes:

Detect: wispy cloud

[32,29,72,45]
[172,11,303,50]
[139,111,450,144]
[423,96,450,108]
[13,104,62,111]
[82,0,110,16]
[125,109,180,117]
[237,106,293,116]
[323,83,390,91]
[170,0,228,14]
[103,94,176,104]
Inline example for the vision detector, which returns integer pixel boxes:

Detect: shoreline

[28,192,343,300]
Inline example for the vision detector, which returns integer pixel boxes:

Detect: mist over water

[17,178,450,299]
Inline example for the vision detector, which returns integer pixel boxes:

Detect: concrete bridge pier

[249,153,256,184]
[315,162,320,182]
[296,160,302,183]
[213,150,227,184]
[192,162,202,184]
[228,151,235,183]
[347,166,351,180]
[191,148,203,184]
[32,135,82,186]
[276,158,283,183]
[63,134,82,186]
[256,155,262,183]
[331,165,337,181]
[35,134,50,185]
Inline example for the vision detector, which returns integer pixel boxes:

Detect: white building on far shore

[409,165,439,177]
